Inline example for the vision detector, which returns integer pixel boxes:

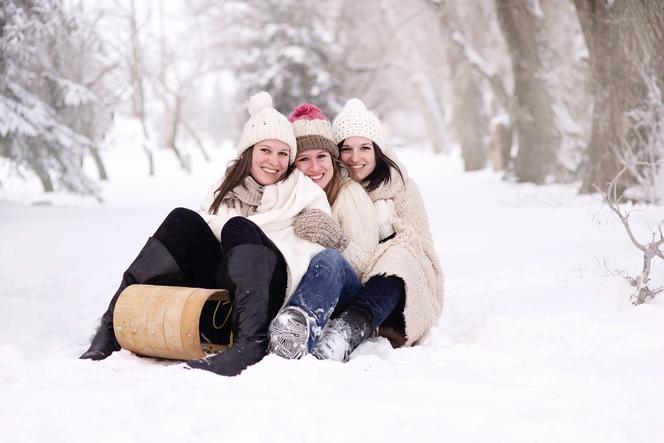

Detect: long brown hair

[208,146,294,214]
[324,159,346,205]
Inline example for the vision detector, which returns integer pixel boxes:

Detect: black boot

[312,306,374,362]
[187,244,277,376]
[80,237,185,360]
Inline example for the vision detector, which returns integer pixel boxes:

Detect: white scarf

[200,169,329,299]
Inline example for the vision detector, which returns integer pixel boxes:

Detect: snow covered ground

[1,135,664,442]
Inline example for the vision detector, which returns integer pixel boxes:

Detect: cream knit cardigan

[199,169,329,301]
[364,150,444,347]
[332,177,380,278]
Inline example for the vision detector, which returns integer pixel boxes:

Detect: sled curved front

[113,284,230,360]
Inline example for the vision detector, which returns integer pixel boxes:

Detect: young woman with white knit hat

[80,92,329,376]
[309,97,445,361]
[266,103,380,359]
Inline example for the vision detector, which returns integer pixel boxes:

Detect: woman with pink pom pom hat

[267,102,381,359]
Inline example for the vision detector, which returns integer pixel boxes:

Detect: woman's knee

[310,249,345,274]
[220,217,264,250]
[154,207,205,242]
[312,249,343,265]
[166,207,199,224]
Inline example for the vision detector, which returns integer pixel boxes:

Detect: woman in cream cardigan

[312,98,445,362]
[267,103,380,359]
[80,92,328,376]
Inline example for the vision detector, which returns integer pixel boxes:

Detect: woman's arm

[334,182,380,276]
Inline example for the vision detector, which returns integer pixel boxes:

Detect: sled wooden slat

[113,284,230,361]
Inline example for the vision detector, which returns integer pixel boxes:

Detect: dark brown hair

[337,141,404,192]
[208,146,294,214]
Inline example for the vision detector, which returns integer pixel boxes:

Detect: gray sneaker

[268,306,310,359]
[312,307,374,362]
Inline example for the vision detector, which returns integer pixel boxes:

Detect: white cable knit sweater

[332,177,380,278]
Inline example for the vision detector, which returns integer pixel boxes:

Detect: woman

[80,92,329,376]
[311,98,445,361]
[267,103,380,359]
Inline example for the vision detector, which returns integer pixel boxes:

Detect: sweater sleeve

[394,178,435,244]
[333,182,380,277]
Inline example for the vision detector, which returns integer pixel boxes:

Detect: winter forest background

[2,1,664,441]
[2,0,664,202]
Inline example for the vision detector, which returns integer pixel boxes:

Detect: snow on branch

[615,71,664,205]
[43,74,98,107]
[449,28,511,114]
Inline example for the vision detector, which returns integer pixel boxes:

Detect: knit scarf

[221,176,264,217]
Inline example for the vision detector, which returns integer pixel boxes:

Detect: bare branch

[596,167,648,252]
[598,166,664,305]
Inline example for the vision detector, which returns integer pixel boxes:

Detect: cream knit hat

[236,91,297,163]
[288,103,338,158]
[331,98,385,148]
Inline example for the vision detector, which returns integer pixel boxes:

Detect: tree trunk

[129,0,154,176]
[495,0,560,183]
[163,95,188,171]
[441,2,488,171]
[87,144,108,180]
[33,164,54,193]
[129,0,145,122]
[573,0,664,193]
[455,76,488,171]
[183,119,211,163]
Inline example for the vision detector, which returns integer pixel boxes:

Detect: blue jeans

[351,274,404,328]
[286,249,361,351]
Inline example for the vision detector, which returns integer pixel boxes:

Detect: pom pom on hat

[236,91,297,163]
[288,103,327,122]
[343,98,367,112]
[288,103,338,158]
[248,91,273,116]
[331,98,385,148]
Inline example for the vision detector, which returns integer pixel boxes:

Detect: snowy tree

[334,0,453,153]
[46,2,117,181]
[150,0,216,170]
[494,0,561,184]
[617,72,664,205]
[377,0,447,154]
[0,0,105,195]
[435,0,490,169]
[573,0,664,197]
[225,0,342,115]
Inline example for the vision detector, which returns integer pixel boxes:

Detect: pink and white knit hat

[288,103,338,158]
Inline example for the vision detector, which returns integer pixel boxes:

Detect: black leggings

[153,208,287,317]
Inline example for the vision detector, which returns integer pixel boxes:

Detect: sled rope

[212,298,232,330]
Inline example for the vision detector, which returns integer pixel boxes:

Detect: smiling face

[294,149,334,189]
[339,136,376,182]
[249,139,291,185]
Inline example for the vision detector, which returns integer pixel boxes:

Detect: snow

[2,139,664,442]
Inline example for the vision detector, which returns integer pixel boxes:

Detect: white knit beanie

[236,91,297,163]
[331,98,385,148]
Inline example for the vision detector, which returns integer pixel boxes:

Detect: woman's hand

[294,208,349,251]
